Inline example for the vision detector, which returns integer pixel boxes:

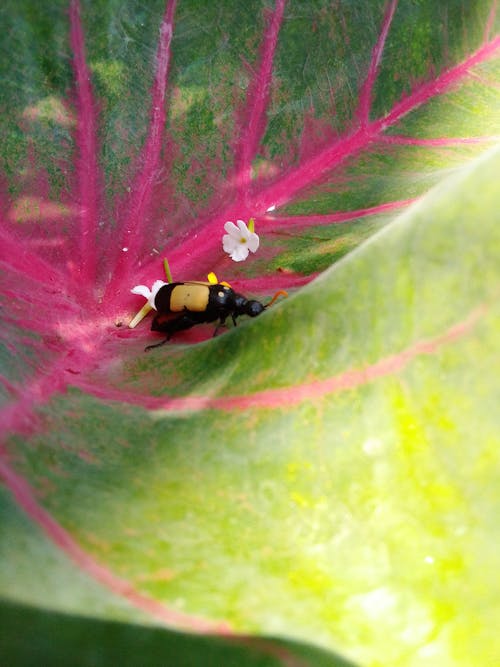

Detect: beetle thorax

[209,284,236,310]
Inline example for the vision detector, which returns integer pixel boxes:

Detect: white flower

[222,219,259,262]
[130,279,168,310]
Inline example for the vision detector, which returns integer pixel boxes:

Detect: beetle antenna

[265,290,288,308]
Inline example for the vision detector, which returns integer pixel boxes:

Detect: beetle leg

[145,335,171,351]
[146,313,200,351]
[213,316,228,338]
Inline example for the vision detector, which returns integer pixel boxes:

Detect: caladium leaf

[1,0,499,665]
[0,601,351,667]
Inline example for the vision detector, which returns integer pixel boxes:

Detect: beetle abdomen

[169,283,210,312]
[154,281,234,316]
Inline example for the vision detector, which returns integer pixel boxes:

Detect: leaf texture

[1,1,499,665]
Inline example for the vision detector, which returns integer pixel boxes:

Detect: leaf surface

[1,1,499,665]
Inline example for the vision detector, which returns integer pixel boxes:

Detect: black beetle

[145,281,285,350]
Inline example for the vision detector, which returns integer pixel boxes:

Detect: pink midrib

[0,0,498,645]
[74,302,487,414]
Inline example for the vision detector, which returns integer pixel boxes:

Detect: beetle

[145,281,286,351]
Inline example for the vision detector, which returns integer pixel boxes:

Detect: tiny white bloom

[131,279,168,310]
[222,218,259,262]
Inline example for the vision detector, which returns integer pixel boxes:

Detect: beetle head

[234,294,265,317]
[245,300,265,317]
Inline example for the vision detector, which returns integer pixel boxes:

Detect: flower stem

[128,302,153,329]
[163,258,173,282]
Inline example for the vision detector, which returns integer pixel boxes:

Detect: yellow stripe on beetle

[169,284,210,312]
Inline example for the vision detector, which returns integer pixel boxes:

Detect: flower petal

[230,244,250,262]
[131,285,151,299]
[149,280,168,308]
[223,234,238,253]
[247,232,260,253]
[236,219,250,239]
[224,221,240,238]
[223,219,260,261]
[151,279,168,294]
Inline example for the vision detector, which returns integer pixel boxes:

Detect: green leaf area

[1,0,498,279]
[3,145,500,666]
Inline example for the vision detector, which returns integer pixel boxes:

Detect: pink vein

[228,271,313,294]
[375,36,500,130]
[485,0,498,41]
[0,342,95,437]
[251,36,500,214]
[379,134,500,146]
[0,229,64,287]
[145,35,500,283]
[110,0,177,291]
[260,197,416,231]
[0,455,233,634]
[233,0,287,204]
[69,0,100,287]
[356,0,398,126]
[73,304,486,414]
[124,19,498,292]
